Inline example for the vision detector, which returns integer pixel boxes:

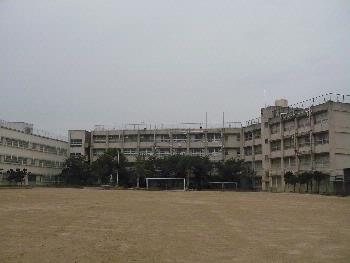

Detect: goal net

[146,178,186,191]
[208,182,238,191]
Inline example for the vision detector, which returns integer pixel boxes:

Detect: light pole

[108,151,120,186]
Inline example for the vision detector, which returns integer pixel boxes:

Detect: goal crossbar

[146,178,186,191]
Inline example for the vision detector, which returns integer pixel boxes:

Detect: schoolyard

[0,188,349,262]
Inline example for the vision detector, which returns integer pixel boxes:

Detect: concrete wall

[0,126,68,185]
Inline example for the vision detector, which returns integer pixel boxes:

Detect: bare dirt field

[0,188,349,263]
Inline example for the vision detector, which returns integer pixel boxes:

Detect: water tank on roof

[275,99,288,107]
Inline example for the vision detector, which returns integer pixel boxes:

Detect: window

[283,121,295,132]
[314,132,329,145]
[157,134,170,142]
[315,153,329,168]
[190,148,204,156]
[244,146,252,156]
[70,139,82,146]
[93,135,106,143]
[314,112,328,125]
[158,148,171,156]
[270,124,280,134]
[298,118,310,129]
[284,137,294,149]
[123,148,137,155]
[191,134,204,142]
[207,133,221,142]
[139,148,153,155]
[271,158,281,169]
[254,130,261,139]
[299,155,311,166]
[254,161,263,171]
[208,147,221,155]
[173,134,187,142]
[108,135,121,143]
[298,136,310,147]
[92,148,106,156]
[270,140,281,151]
[244,132,253,141]
[284,157,295,169]
[123,135,138,143]
[236,134,241,141]
[140,135,153,142]
[254,145,262,155]
[174,148,186,155]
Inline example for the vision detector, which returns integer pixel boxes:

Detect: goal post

[146,178,186,191]
[208,182,238,191]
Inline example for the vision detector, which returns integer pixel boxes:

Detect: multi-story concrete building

[242,98,350,192]
[0,120,69,185]
[69,95,350,192]
[69,126,242,163]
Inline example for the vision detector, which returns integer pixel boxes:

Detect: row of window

[244,130,261,141]
[1,136,68,156]
[92,147,232,157]
[91,134,241,144]
[70,139,83,147]
[244,145,262,156]
[270,132,329,152]
[270,153,329,169]
[0,155,65,168]
[270,113,328,134]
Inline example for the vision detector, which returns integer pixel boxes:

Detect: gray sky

[1,0,349,135]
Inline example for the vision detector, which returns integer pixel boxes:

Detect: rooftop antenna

[205,112,208,129]
[127,122,145,130]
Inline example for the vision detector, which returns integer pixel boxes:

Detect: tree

[313,171,329,194]
[61,155,90,185]
[134,154,153,188]
[284,171,298,192]
[216,158,242,182]
[90,149,128,186]
[7,168,29,185]
[298,171,313,193]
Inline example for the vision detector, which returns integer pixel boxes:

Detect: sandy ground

[0,189,349,263]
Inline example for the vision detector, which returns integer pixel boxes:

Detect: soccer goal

[208,182,238,191]
[146,178,186,191]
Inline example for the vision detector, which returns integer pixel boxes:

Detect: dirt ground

[0,189,349,263]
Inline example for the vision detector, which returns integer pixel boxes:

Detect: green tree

[284,171,298,192]
[298,171,313,193]
[90,149,128,186]
[313,171,329,194]
[216,158,242,182]
[61,155,90,185]
[134,154,153,188]
[7,168,29,184]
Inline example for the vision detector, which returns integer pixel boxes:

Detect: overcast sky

[1,0,349,135]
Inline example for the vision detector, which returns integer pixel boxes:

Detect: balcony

[139,141,155,148]
[244,155,253,162]
[270,151,282,159]
[283,148,295,157]
[314,144,329,153]
[313,120,329,133]
[270,133,282,141]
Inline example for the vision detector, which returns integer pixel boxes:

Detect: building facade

[69,97,350,192]
[0,121,69,185]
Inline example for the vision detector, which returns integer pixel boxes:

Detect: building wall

[69,127,242,163]
[68,100,350,192]
[246,101,350,192]
[0,126,69,185]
